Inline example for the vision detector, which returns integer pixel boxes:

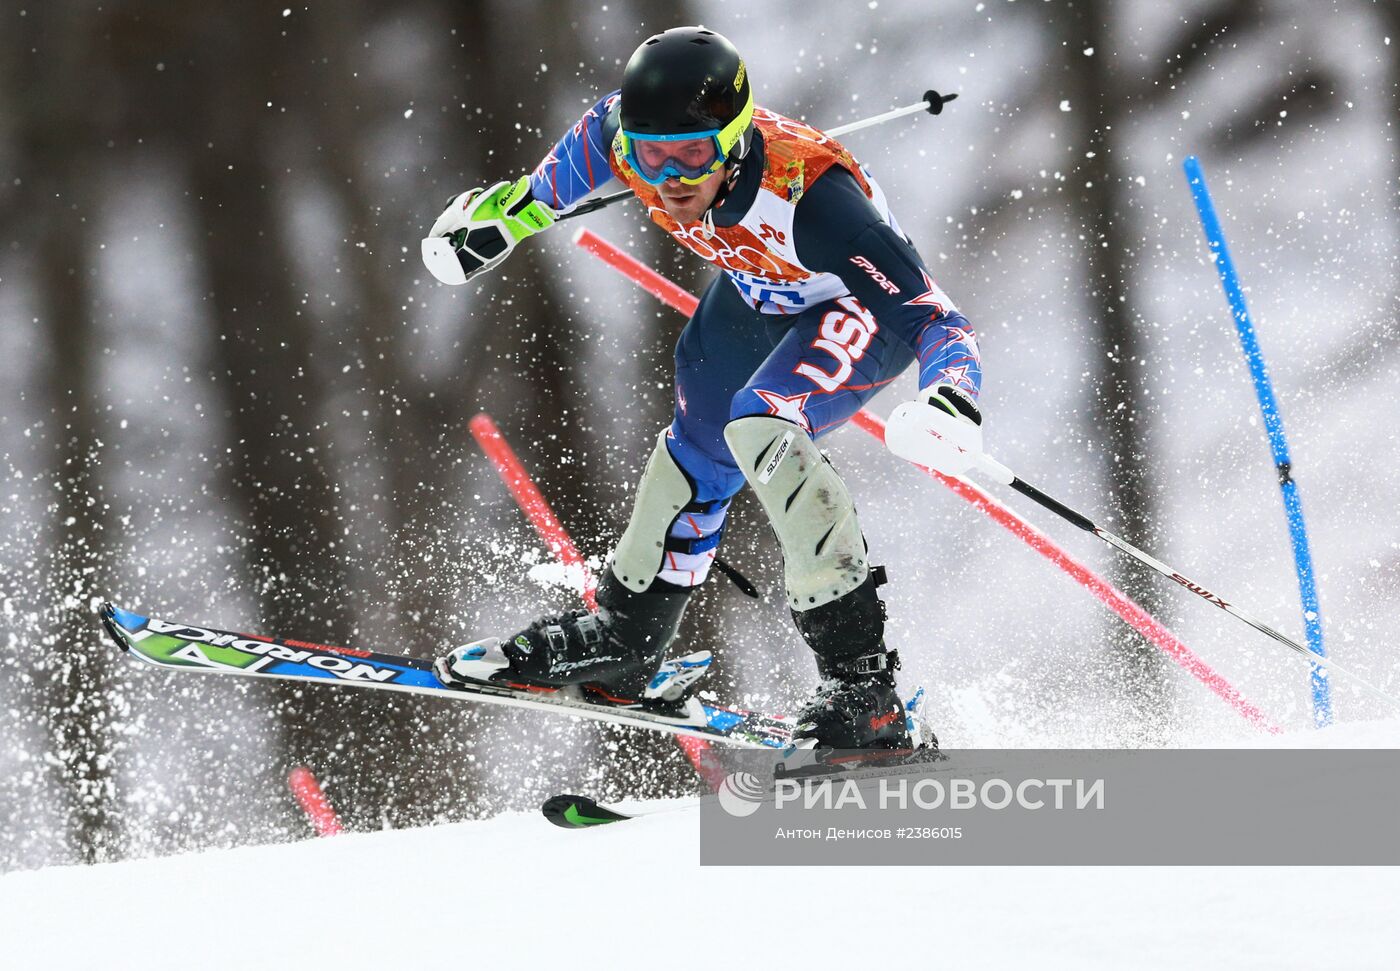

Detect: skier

[422,26,982,751]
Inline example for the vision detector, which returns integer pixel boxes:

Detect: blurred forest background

[2,0,1397,870]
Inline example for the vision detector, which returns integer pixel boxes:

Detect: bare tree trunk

[1061,0,1172,729]
[282,0,493,824]
[1379,2,1400,249]
[15,4,122,863]
[181,10,412,830]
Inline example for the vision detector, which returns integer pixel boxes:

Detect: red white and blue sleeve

[793,167,983,401]
[528,90,622,214]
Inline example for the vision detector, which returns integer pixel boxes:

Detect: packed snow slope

[4,720,1399,970]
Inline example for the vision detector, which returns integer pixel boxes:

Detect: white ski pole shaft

[972,454,1400,711]
[827,90,957,137]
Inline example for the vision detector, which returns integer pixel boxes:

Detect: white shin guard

[611,429,697,593]
[723,416,870,612]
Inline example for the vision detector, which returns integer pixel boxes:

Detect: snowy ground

[0,822,1394,971]
[4,810,1398,970]
[4,720,1400,969]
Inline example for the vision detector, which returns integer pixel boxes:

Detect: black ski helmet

[619,26,755,164]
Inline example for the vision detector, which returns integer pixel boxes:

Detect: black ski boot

[795,648,911,750]
[438,570,698,710]
[791,569,913,751]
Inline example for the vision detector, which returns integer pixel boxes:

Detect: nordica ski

[98,602,797,749]
[541,794,646,829]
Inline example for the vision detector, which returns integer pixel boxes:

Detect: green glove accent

[464,175,557,243]
[422,175,557,285]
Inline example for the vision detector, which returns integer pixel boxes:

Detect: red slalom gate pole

[571,226,1281,734]
[572,228,701,314]
[469,413,597,609]
[468,413,725,784]
[288,767,344,837]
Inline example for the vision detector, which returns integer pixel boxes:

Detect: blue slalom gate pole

[1182,156,1333,727]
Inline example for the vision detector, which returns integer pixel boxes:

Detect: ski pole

[969,453,1400,710]
[558,89,958,222]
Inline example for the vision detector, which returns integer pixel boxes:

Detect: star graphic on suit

[905,270,948,314]
[753,389,812,431]
[939,363,976,390]
[942,324,980,357]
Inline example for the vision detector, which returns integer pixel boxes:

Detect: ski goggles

[620,130,726,186]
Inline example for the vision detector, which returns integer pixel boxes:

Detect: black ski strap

[713,557,761,599]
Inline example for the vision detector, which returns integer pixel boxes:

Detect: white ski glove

[884,384,983,477]
[421,175,557,285]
